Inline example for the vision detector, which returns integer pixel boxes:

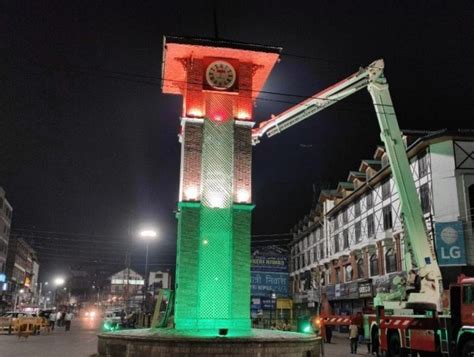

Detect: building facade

[4,237,39,310]
[148,270,171,293]
[0,187,13,311]
[289,130,474,317]
[0,187,12,275]
[107,268,144,309]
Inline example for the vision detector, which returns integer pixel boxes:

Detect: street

[0,317,100,357]
[323,332,373,357]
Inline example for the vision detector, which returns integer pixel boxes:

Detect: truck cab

[450,277,474,356]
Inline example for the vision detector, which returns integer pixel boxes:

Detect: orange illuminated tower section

[162,36,280,332]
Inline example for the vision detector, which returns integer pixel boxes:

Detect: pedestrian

[325,325,332,343]
[48,312,56,331]
[56,311,62,327]
[349,321,359,354]
[64,311,73,331]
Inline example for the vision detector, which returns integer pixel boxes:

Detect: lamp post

[270,292,277,328]
[138,229,158,308]
[53,277,65,307]
[39,281,49,308]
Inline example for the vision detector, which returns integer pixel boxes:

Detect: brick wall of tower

[231,205,253,329]
[236,62,253,119]
[233,124,252,203]
[175,202,201,329]
[185,59,204,117]
[181,122,203,201]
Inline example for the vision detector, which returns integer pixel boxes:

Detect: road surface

[0,320,373,357]
[0,317,100,357]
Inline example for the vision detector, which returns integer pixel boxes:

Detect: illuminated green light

[303,324,312,333]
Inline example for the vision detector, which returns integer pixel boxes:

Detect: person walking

[325,325,332,343]
[64,311,73,331]
[349,321,359,354]
[48,311,56,331]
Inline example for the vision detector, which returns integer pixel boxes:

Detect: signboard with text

[251,272,288,297]
[435,221,467,266]
[251,246,289,298]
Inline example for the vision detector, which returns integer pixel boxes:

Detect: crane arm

[251,59,384,145]
[254,59,443,311]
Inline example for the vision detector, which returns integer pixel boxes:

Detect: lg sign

[440,226,461,259]
[436,222,466,266]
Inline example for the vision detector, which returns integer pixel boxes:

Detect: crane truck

[252,59,474,357]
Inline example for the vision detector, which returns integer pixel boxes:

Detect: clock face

[205,60,236,90]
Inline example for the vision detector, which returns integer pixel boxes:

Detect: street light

[138,228,158,308]
[53,276,65,306]
[54,277,65,286]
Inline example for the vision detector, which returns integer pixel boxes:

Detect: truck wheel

[387,333,407,357]
[462,340,474,357]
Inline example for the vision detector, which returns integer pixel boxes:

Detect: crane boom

[254,59,443,310]
[251,59,384,145]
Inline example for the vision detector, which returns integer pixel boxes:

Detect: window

[334,216,339,231]
[342,209,348,224]
[345,265,353,282]
[418,152,428,178]
[463,285,474,304]
[354,200,361,217]
[357,258,364,279]
[335,267,341,284]
[370,253,379,276]
[355,221,361,243]
[420,183,431,214]
[366,192,373,209]
[383,205,393,230]
[367,214,375,237]
[382,179,391,200]
[343,230,349,249]
[385,248,397,273]
[334,235,340,253]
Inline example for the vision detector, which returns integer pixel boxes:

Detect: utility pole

[124,252,131,312]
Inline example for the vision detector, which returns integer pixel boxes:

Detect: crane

[252,59,443,311]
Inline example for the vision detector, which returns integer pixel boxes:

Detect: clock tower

[162,36,281,332]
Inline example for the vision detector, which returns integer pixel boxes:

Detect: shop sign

[435,221,466,266]
[251,246,288,272]
[0,273,6,283]
[335,284,341,298]
[347,281,359,299]
[358,281,373,298]
[325,285,335,300]
[251,297,262,312]
[261,297,277,310]
[251,272,288,297]
[277,298,293,310]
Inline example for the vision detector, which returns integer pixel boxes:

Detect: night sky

[1,1,473,280]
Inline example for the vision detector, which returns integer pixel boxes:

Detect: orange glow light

[236,111,251,120]
[187,108,203,117]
